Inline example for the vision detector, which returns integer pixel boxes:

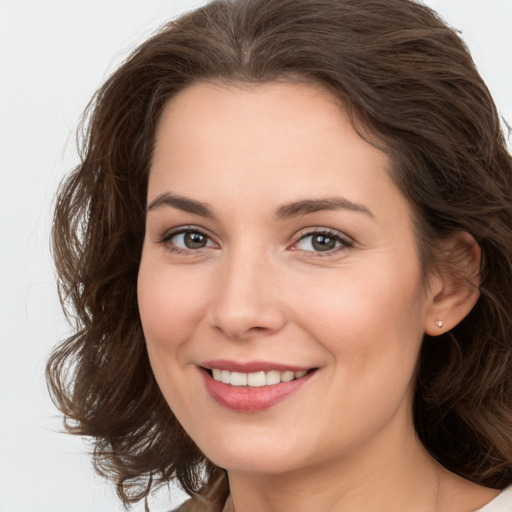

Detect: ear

[424,231,481,336]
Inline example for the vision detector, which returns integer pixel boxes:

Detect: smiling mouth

[200,364,317,411]
[205,368,312,387]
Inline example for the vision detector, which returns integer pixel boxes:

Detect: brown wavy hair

[47,0,512,510]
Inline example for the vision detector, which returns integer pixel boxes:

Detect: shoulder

[475,486,512,512]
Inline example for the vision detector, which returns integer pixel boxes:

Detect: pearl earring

[435,320,443,329]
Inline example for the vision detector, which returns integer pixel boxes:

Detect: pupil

[312,234,336,251]
[185,231,207,249]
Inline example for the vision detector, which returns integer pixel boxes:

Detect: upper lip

[199,359,314,373]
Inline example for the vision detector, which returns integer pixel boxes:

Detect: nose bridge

[208,240,285,339]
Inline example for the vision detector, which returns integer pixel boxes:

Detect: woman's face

[138,82,436,475]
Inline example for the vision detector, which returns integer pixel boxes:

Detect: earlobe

[424,232,481,336]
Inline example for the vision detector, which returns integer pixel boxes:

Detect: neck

[224,423,442,512]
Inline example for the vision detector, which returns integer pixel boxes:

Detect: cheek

[137,260,210,419]
[290,265,426,440]
[137,260,209,374]
[292,258,427,377]
[138,257,208,333]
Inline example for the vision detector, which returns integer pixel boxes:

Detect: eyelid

[158,225,219,252]
[290,227,354,255]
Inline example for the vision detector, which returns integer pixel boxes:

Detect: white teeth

[230,372,248,386]
[210,368,309,387]
[281,371,295,383]
[247,371,266,387]
[265,370,281,385]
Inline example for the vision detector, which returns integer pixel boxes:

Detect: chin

[196,430,308,476]
[211,451,302,476]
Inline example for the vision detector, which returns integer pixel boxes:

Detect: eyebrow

[274,197,374,220]
[147,192,214,217]
[147,192,373,220]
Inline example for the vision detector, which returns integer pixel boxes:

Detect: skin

[137,82,495,511]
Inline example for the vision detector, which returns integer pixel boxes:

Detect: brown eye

[311,234,337,251]
[165,229,214,250]
[295,230,352,254]
[183,231,208,249]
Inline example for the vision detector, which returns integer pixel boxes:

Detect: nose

[207,247,287,341]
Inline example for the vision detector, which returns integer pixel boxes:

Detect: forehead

[152,82,385,181]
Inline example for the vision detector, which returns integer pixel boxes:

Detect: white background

[0,1,511,511]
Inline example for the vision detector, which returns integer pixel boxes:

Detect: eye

[294,230,353,253]
[161,228,216,251]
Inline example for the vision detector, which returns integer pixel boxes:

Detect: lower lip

[201,369,314,412]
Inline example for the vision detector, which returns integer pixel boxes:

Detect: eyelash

[158,226,354,256]
[292,228,354,257]
[159,226,215,255]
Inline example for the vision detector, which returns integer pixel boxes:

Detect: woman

[47,0,512,510]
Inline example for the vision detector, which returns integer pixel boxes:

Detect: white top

[476,486,512,511]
